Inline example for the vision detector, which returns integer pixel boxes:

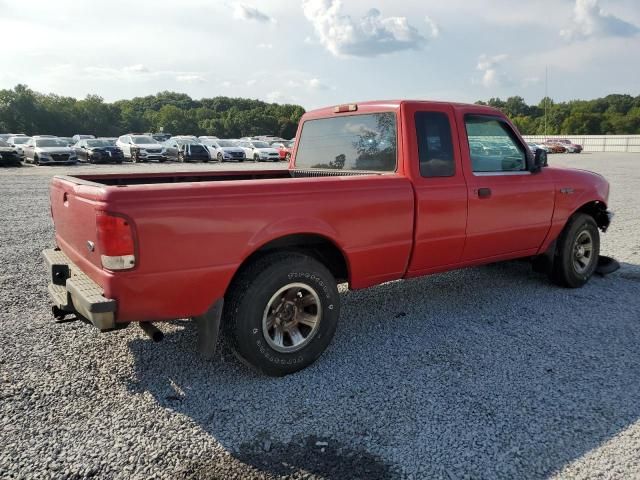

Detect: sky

[1,0,639,109]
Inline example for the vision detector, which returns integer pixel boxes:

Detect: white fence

[523,135,640,153]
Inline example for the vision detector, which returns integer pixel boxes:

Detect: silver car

[6,136,32,159]
[22,137,78,165]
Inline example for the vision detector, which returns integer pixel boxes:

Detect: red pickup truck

[44,100,615,376]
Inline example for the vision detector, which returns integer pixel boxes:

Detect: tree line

[476,94,640,135]
[1,85,639,138]
[0,85,305,139]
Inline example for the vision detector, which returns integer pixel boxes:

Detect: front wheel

[217,153,223,162]
[254,154,260,162]
[223,252,340,376]
[551,213,600,288]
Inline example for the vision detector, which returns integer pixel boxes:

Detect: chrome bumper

[43,249,116,331]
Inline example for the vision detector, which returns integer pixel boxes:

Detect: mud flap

[194,299,224,359]
[595,255,620,276]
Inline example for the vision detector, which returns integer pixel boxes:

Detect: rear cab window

[295,112,397,172]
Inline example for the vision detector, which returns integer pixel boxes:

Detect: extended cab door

[457,111,555,261]
[404,103,468,275]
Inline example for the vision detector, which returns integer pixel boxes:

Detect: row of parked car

[527,139,584,154]
[0,132,295,165]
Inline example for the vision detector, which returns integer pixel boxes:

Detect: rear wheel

[223,252,340,376]
[551,213,600,288]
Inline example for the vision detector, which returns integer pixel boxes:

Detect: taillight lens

[96,212,136,270]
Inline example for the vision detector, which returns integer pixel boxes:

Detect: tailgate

[50,176,107,278]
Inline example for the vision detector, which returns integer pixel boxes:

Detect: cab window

[465,115,527,173]
[415,112,455,177]
[295,112,397,171]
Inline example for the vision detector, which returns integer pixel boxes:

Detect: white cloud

[561,0,640,41]
[305,78,329,90]
[476,54,509,88]
[176,74,205,83]
[221,81,232,88]
[233,3,273,23]
[123,64,149,74]
[302,0,433,57]
[246,79,257,86]
[424,16,440,38]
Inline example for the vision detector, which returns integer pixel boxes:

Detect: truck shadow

[126,260,640,479]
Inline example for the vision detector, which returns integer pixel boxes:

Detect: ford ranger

[43,100,615,376]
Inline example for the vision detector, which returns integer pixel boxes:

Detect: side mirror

[532,149,548,172]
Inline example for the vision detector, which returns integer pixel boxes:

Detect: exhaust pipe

[139,322,164,342]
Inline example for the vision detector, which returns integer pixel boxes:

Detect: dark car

[163,137,210,162]
[74,138,124,164]
[0,140,22,166]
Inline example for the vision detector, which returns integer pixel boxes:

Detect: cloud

[176,74,205,83]
[476,54,509,88]
[561,0,640,41]
[302,0,434,57]
[424,16,440,38]
[233,3,273,23]
[123,64,149,74]
[246,79,257,86]
[305,78,330,90]
[220,81,232,88]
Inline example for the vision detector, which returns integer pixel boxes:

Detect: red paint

[48,101,610,324]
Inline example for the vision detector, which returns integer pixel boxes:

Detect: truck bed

[49,169,415,323]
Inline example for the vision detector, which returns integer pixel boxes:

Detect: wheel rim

[262,282,322,353]
[573,230,594,274]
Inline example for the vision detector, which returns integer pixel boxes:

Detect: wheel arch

[573,200,610,231]
[225,233,350,299]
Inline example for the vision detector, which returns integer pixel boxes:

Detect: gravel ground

[1,153,639,479]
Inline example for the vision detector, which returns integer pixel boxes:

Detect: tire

[178,153,185,163]
[224,252,340,376]
[217,153,223,163]
[285,153,291,162]
[254,154,260,162]
[551,213,600,288]
[33,155,39,166]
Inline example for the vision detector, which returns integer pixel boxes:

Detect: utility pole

[544,66,548,137]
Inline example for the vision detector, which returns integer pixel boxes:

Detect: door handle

[477,187,492,198]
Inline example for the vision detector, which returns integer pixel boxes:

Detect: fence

[523,135,640,153]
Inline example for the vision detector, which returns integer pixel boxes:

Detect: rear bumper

[43,248,117,331]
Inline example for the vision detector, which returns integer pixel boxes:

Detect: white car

[202,139,246,162]
[116,134,167,162]
[6,136,32,159]
[237,140,280,162]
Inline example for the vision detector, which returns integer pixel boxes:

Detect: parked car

[0,133,27,142]
[199,136,219,141]
[23,136,78,165]
[116,134,167,162]
[550,139,583,153]
[6,136,32,159]
[71,134,95,143]
[42,100,616,376]
[163,137,210,162]
[237,140,280,161]
[271,140,294,161]
[543,141,567,154]
[0,140,21,165]
[201,139,246,162]
[527,142,549,154]
[74,138,124,164]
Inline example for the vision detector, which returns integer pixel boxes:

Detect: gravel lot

[1,153,639,479]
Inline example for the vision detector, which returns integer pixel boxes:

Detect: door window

[415,112,455,177]
[465,116,527,173]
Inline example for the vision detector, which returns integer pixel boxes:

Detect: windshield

[253,141,270,148]
[217,140,236,147]
[0,140,9,147]
[35,138,69,147]
[131,136,155,144]
[176,138,198,145]
[86,139,112,147]
[11,137,31,144]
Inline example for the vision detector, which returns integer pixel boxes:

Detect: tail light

[96,212,136,270]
